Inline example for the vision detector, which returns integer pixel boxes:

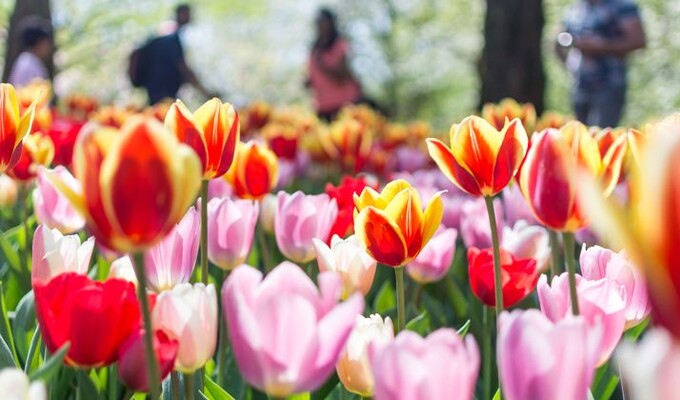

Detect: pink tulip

[277,159,296,189]
[222,262,364,397]
[618,328,680,400]
[406,228,458,283]
[275,191,338,263]
[145,207,200,292]
[501,221,550,272]
[498,310,600,400]
[313,235,377,298]
[207,178,233,200]
[580,245,650,329]
[368,328,479,400]
[31,224,94,285]
[33,166,85,234]
[460,197,504,249]
[152,283,218,373]
[575,227,599,246]
[502,183,536,226]
[538,273,626,366]
[207,197,259,271]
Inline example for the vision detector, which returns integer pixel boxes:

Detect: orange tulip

[519,122,626,232]
[593,127,646,182]
[0,83,37,173]
[537,111,573,131]
[353,179,443,267]
[224,141,279,201]
[481,98,537,133]
[165,98,240,180]
[48,116,202,252]
[426,115,528,197]
[8,133,55,181]
[582,113,680,337]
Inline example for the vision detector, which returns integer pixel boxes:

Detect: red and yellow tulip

[0,83,37,173]
[321,117,373,174]
[17,80,51,133]
[353,179,443,267]
[8,133,55,181]
[49,116,202,252]
[224,141,279,201]
[593,127,646,182]
[519,121,626,232]
[481,98,537,134]
[165,98,240,180]
[426,115,528,197]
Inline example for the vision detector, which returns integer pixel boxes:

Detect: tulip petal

[426,138,482,196]
[165,100,208,173]
[492,119,528,194]
[354,207,407,267]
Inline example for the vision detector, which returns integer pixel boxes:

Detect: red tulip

[8,133,54,181]
[118,329,178,392]
[47,116,85,166]
[325,175,376,240]
[34,272,146,367]
[468,247,538,308]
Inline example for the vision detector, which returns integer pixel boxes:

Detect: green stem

[395,266,406,332]
[562,232,580,315]
[19,185,29,273]
[484,196,504,314]
[171,372,181,400]
[200,179,209,284]
[217,270,228,387]
[109,365,118,400]
[548,229,562,278]
[132,252,161,399]
[482,306,491,400]
[183,372,196,400]
[256,227,272,272]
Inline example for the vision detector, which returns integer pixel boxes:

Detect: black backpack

[128,40,152,88]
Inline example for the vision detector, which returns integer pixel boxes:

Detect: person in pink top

[307,8,363,121]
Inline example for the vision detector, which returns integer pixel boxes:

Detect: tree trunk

[2,0,53,82]
[478,0,545,114]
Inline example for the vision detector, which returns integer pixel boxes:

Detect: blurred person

[135,4,213,104]
[8,17,52,87]
[307,8,363,121]
[556,0,646,128]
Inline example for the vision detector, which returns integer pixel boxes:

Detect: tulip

[243,101,272,135]
[617,328,680,400]
[498,310,600,400]
[481,98,537,133]
[224,140,279,200]
[152,283,218,373]
[336,314,394,397]
[313,235,377,298]
[459,197,504,249]
[31,224,94,285]
[16,80,51,133]
[593,126,646,181]
[406,228,457,284]
[353,179,443,267]
[0,174,18,207]
[536,111,573,131]
[117,329,178,392]
[207,178,233,200]
[207,197,259,270]
[33,166,85,234]
[262,121,298,160]
[325,175,376,239]
[320,117,372,173]
[8,133,54,181]
[501,221,550,272]
[468,247,538,308]
[165,98,240,179]
[518,122,626,232]
[46,116,202,252]
[223,262,364,397]
[537,273,626,365]
[34,272,143,367]
[145,207,200,292]
[0,83,37,173]
[502,183,537,226]
[0,368,46,400]
[46,116,84,167]
[109,255,137,284]
[275,191,338,263]
[92,105,131,129]
[368,328,479,400]
[259,193,277,233]
[580,245,650,328]
[426,115,528,197]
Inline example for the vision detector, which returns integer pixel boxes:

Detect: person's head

[175,4,191,27]
[19,17,52,59]
[314,8,339,49]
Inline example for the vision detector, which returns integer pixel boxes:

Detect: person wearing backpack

[132,4,212,105]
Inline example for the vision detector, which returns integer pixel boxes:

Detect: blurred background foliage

[0,0,677,129]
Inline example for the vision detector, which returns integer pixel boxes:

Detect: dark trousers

[573,85,626,128]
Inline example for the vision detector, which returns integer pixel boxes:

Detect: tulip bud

[207,197,259,270]
[313,235,377,298]
[224,141,279,200]
[0,83,36,173]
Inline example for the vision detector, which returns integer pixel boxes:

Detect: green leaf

[30,342,70,382]
[76,368,102,400]
[492,389,501,400]
[0,228,21,273]
[0,331,16,368]
[374,281,395,315]
[456,320,471,337]
[23,325,40,373]
[0,281,19,365]
[287,393,310,400]
[203,374,236,400]
[11,290,35,364]
[405,311,430,335]
[588,390,596,400]
[311,373,339,400]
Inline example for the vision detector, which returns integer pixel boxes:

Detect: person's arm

[177,59,212,98]
[574,16,646,57]
[313,41,353,83]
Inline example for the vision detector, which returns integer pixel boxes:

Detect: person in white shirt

[8,17,52,87]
